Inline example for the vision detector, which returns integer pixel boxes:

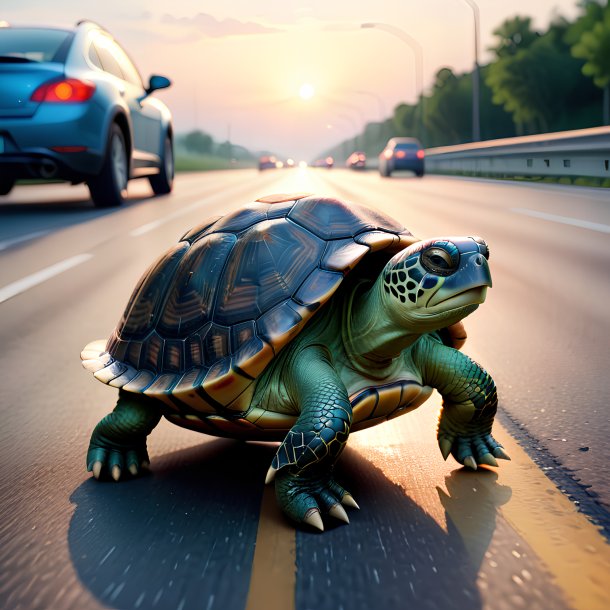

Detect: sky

[3,0,584,160]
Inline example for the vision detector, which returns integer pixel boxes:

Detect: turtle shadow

[68,439,274,610]
[68,441,511,610]
[294,449,512,610]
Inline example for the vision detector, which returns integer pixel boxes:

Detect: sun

[299,83,315,100]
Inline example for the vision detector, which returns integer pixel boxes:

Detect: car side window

[92,38,123,80]
[107,41,143,88]
[87,43,103,70]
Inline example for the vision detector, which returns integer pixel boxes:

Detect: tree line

[321,0,610,162]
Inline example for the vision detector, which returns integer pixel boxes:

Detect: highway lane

[0,170,608,610]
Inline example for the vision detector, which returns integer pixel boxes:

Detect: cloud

[161,12,283,38]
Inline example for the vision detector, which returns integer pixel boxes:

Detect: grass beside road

[175,154,256,172]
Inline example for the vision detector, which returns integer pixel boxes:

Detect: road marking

[129,200,207,236]
[512,208,610,234]
[245,485,296,610]
[0,253,93,304]
[0,230,50,251]
[490,423,610,610]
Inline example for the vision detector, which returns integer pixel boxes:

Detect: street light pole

[461,0,481,141]
[361,22,425,143]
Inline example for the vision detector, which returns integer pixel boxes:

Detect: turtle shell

[81,194,417,414]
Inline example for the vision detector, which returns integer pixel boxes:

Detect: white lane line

[0,253,93,304]
[512,208,610,234]
[129,199,224,237]
[0,230,50,251]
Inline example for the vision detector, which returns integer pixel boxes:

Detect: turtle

[81,193,510,531]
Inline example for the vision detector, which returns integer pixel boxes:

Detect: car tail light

[383,149,393,159]
[395,150,406,159]
[50,146,88,152]
[417,149,425,159]
[31,78,96,103]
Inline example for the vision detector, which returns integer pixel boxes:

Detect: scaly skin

[87,390,161,480]
[269,346,353,527]
[413,334,508,467]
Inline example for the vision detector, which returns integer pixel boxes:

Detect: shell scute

[118,242,189,341]
[207,203,269,235]
[233,336,274,379]
[202,324,231,364]
[213,218,324,326]
[293,268,343,308]
[180,215,223,243]
[321,239,370,274]
[157,232,236,339]
[257,300,304,353]
[289,196,403,240]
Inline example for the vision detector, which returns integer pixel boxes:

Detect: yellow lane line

[493,423,610,610]
[245,485,296,610]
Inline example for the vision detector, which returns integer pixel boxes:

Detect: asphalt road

[0,169,608,610]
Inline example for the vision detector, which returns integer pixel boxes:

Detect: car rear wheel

[149,134,174,195]
[0,177,15,196]
[416,169,424,177]
[88,124,128,208]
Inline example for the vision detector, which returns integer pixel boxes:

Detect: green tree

[184,130,213,155]
[488,16,540,58]
[424,68,471,145]
[485,16,597,134]
[570,1,610,123]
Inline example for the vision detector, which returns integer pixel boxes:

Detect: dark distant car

[379,137,424,177]
[347,151,366,170]
[258,155,277,170]
[0,20,173,206]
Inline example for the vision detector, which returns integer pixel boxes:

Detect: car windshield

[394,143,420,150]
[0,28,73,63]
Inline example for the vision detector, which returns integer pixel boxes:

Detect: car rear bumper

[392,159,424,172]
[0,102,107,179]
[0,151,101,181]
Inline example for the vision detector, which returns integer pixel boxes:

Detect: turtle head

[380,236,492,334]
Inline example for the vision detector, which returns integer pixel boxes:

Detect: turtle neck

[342,277,420,377]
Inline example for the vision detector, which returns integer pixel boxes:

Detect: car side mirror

[146,75,171,94]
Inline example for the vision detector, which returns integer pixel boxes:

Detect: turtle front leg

[267,346,357,531]
[415,335,511,469]
[87,390,161,481]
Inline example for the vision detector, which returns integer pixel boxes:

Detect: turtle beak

[426,242,492,308]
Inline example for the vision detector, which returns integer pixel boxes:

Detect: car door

[92,35,161,161]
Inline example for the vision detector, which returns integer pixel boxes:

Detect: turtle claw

[439,437,452,460]
[304,510,324,532]
[478,453,499,467]
[128,463,139,476]
[493,446,511,460]
[111,465,122,481]
[463,456,478,470]
[329,503,350,524]
[341,493,360,510]
[92,461,103,479]
[265,465,277,484]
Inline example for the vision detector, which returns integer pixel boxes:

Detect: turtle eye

[421,246,457,276]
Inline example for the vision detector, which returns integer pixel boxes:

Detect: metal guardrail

[424,126,610,179]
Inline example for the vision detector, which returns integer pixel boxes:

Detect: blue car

[378,137,425,178]
[0,21,174,206]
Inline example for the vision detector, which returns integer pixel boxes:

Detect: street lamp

[361,22,425,142]
[461,0,481,141]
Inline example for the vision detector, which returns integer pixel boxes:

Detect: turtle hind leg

[87,390,162,481]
